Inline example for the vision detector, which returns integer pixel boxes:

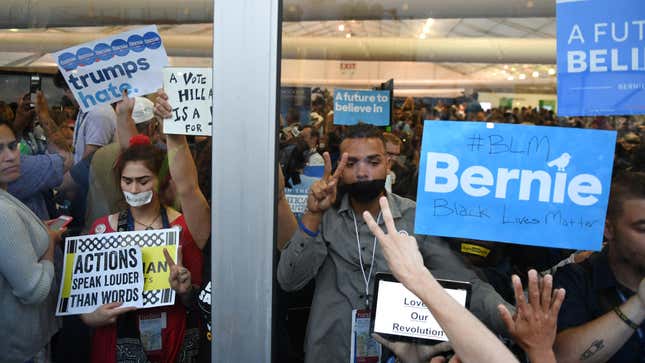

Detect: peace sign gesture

[163,246,192,295]
[306,151,348,214]
[363,196,428,294]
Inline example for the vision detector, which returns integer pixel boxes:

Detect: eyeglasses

[0,140,19,153]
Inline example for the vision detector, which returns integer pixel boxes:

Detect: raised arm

[33,91,73,171]
[115,90,138,151]
[364,197,518,363]
[155,89,211,249]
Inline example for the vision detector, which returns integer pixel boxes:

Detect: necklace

[133,214,161,230]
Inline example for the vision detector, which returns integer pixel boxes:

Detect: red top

[88,214,203,363]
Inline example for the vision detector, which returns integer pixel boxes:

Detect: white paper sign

[53,25,169,112]
[56,228,180,316]
[56,246,143,315]
[163,67,213,136]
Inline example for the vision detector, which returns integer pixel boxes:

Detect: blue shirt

[555,250,644,363]
[8,153,64,220]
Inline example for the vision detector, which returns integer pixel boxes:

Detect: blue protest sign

[415,121,616,250]
[333,88,390,126]
[557,0,645,116]
[285,166,324,215]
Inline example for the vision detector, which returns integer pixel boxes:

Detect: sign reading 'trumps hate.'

[557,0,645,116]
[415,121,616,251]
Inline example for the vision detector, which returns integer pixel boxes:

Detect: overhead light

[511,67,517,72]
[503,65,509,70]
[507,76,515,81]
[338,24,345,32]
[345,33,352,38]
[423,18,434,33]
[419,33,427,39]
[532,71,540,78]
[519,74,526,80]
[8,28,19,32]
[548,68,556,75]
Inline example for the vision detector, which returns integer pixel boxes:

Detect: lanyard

[616,288,644,342]
[351,210,381,309]
[73,111,88,154]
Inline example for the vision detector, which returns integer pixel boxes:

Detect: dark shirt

[554,250,644,363]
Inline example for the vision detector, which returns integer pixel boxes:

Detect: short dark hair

[607,171,645,220]
[53,71,68,90]
[342,123,385,146]
[114,142,169,193]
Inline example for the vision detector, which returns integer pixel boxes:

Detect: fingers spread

[497,304,515,334]
[527,269,540,310]
[379,196,397,235]
[541,274,553,313]
[511,275,527,311]
[363,210,387,243]
[550,288,566,315]
[163,248,176,268]
[331,152,348,181]
[322,152,332,179]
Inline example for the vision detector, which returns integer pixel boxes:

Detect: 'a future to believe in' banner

[53,25,169,112]
[415,121,616,251]
[557,0,645,116]
[333,88,390,126]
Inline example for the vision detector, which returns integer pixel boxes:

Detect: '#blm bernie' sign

[415,121,616,250]
[53,25,169,112]
[333,88,390,126]
[557,0,645,116]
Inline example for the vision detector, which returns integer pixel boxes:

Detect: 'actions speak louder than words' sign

[415,121,616,251]
[557,0,645,116]
[163,67,213,136]
[53,25,169,112]
[333,88,390,126]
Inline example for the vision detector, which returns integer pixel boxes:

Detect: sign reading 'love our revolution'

[53,25,169,112]
[415,121,616,250]
[557,0,645,116]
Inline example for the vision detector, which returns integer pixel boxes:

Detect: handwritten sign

[163,67,213,136]
[557,0,645,116]
[53,25,169,112]
[56,245,143,315]
[333,88,390,126]
[415,121,616,250]
[285,165,324,215]
[56,228,180,316]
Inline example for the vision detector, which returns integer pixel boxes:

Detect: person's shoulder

[387,192,416,214]
[90,214,115,234]
[87,104,117,121]
[554,255,594,290]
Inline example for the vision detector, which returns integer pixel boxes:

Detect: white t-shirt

[72,104,117,164]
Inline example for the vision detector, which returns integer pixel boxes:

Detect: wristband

[298,218,320,238]
[613,306,640,330]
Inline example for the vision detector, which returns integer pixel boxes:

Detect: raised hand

[497,270,565,363]
[115,89,135,118]
[81,301,137,327]
[154,88,173,120]
[163,246,192,295]
[306,151,348,214]
[363,196,427,292]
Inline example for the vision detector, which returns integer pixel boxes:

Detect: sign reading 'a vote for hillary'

[415,121,616,250]
[557,0,645,116]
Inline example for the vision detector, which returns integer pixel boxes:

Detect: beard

[338,179,386,204]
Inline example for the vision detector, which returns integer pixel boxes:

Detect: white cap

[131,97,154,124]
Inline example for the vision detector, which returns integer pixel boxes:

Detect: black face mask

[339,179,386,204]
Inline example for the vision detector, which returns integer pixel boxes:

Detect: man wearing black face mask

[277,124,513,363]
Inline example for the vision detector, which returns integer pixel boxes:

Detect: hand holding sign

[154,88,173,120]
[163,247,192,295]
[372,334,452,363]
[306,152,347,214]
[81,301,137,327]
[497,270,564,363]
[363,196,429,294]
[115,90,135,119]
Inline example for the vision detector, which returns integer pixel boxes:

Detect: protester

[554,171,645,362]
[277,123,514,363]
[0,118,64,363]
[53,72,116,165]
[81,134,203,362]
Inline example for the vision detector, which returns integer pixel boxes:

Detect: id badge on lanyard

[350,309,381,363]
[139,312,166,352]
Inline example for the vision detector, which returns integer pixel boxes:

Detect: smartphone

[30,74,41,105]
[47,215,73,231]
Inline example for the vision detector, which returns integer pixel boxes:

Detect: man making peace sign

[277,124,514,363]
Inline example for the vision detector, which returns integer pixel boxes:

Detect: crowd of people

[0,73,643,363]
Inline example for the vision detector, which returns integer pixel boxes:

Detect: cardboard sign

[56,228,180,315]
[557,0,645,116]
[415,121,616,250]
[53,25,169,112]
[285,165,324,215]
[333,89,390,126]
[163,67,213,136]
[56,245,143,315]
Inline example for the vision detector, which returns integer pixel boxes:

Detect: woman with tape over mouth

[82,130,203,363]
